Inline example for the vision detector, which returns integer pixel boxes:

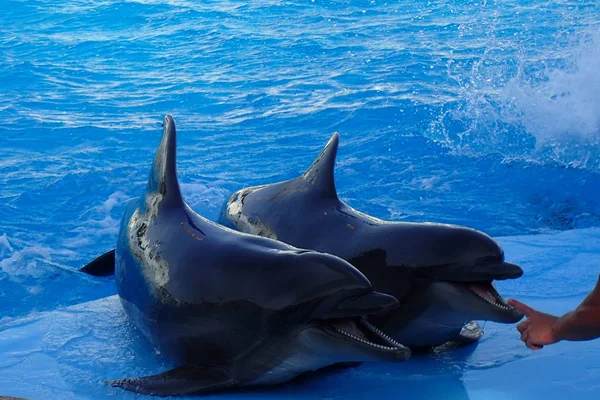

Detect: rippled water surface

[1,0,600,399]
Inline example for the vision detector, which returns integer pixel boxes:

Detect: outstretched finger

[507,298,536,316]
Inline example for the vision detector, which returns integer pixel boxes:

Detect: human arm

[507,274,600,349]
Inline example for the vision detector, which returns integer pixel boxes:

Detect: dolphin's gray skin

[218,133,524,350]
[83,116,410,396]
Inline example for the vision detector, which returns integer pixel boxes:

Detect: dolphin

[81,116,410,396]
[218,132,524,349]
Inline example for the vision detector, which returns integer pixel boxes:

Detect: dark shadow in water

[186,342,479,400]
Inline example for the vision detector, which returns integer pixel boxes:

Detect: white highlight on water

[503,29,600,142]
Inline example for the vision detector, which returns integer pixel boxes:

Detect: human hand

[507,299,561,350]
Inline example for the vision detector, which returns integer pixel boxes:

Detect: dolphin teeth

[360,320,404,348]
[332,320,404,351]
[472,283,512,309]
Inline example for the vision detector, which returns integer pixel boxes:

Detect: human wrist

[552,311,573,342]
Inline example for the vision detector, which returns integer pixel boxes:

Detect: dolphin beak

[412,259,524,283]
[471,261,523,281]
[320,292,399,320]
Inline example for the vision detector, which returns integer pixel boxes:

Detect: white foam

[179,180,234,220]
[62,191,129,249]
[502,30,600,142]
[435,27,600,168]
[95,190,131,214]
[0,233,13,258]
[0,245,51,279]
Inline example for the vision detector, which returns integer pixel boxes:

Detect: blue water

[1,0,600,398]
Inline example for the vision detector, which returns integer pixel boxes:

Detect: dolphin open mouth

[317,291,410,359]
[467,281,512,310]
[425,258,524,324]
[328,317,408,354]
[437,259,523,320]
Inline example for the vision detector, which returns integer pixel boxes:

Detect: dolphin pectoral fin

[434,321,483,352]
[107,366,235,396]
[457,320,483,344]
[80,249,115,276]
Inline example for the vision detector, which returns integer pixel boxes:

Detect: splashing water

[503,30,600,168]
[432,17,600,168]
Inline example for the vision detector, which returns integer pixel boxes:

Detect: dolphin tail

[301,132,340,198]
[80,249,115,276]
[107,366,235,396]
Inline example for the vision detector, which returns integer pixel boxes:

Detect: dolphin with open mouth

[81,117,410,396]
[218,132,524,350]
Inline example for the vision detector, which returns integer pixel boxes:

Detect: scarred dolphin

[81,117,410,396]
[218,132,524,349]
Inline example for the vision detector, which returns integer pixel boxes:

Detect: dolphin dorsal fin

[301,132,339,199]
[146,114,183,208]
